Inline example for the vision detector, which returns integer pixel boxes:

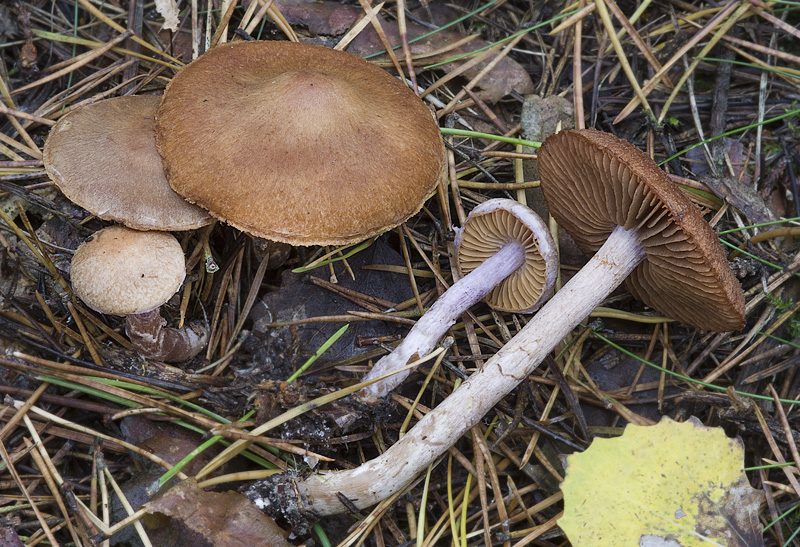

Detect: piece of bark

[519,95,584,267]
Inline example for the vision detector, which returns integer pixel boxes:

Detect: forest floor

[1,0,800,545]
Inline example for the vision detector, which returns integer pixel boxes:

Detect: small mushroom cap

[538,128,745,332]
[43,96,212,231]
[156,41,445,246]
[455,199,558,313]
[71,225,186,315]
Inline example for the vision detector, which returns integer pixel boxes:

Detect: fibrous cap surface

[156,41,445,246]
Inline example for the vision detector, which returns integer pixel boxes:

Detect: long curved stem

[292,225,646,515]
[358,241,526,400]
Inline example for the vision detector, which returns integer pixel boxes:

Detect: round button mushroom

[43,95,212,231]
[71,226,208,362]
[358,198,558,400]
[155,41,445,246]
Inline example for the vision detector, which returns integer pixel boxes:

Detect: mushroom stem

[125,309,209,362]
[290,225,645,515]
[358,240,526,400]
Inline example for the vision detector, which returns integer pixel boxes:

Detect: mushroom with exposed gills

[357,198,558,400]
[538,129,745,332]
[155,41,445,246]
[43,95,212,231]
[70,226,208,362]
[245,129,745,516]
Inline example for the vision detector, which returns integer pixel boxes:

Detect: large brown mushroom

[43,95,211,231]
[155,41,445,246]
[71,226,208,362]
[245,129,746,516]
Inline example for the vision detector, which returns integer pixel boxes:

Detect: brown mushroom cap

[71,225,186,315]
[155,41,445,246]
[538,128,745,331]
[43,96,212,231]
[455,199,558,313]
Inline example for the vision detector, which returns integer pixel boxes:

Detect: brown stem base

[125,309,208,363]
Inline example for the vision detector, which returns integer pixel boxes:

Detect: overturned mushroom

[358,198,557,400]
[246,129,745,516]
[71,226,207,362]
[539,129,744,331]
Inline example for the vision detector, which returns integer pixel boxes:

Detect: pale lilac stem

[295,225,646,515]
[358,240,526,400]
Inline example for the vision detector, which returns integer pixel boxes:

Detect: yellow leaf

[559,416,763,547]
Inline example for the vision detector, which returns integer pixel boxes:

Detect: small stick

[0,103,55,126]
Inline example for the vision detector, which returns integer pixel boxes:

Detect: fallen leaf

[274,0,361,35]
[347,6,534,102]
[155,0,180,31]
[0,527,24,547]
[560,416,764,547]
[109,418,243,545]
[143,480,291,547]
[120,415,221,476]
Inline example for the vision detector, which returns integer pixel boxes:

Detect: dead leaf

[120,415,221,476]
[0,527,24,547]
[560,416,764,547]
[143,480,291,547]
[274,0,361,36]
[155,0,180,31]
[347,5,534,102]
[248,235,419,377]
